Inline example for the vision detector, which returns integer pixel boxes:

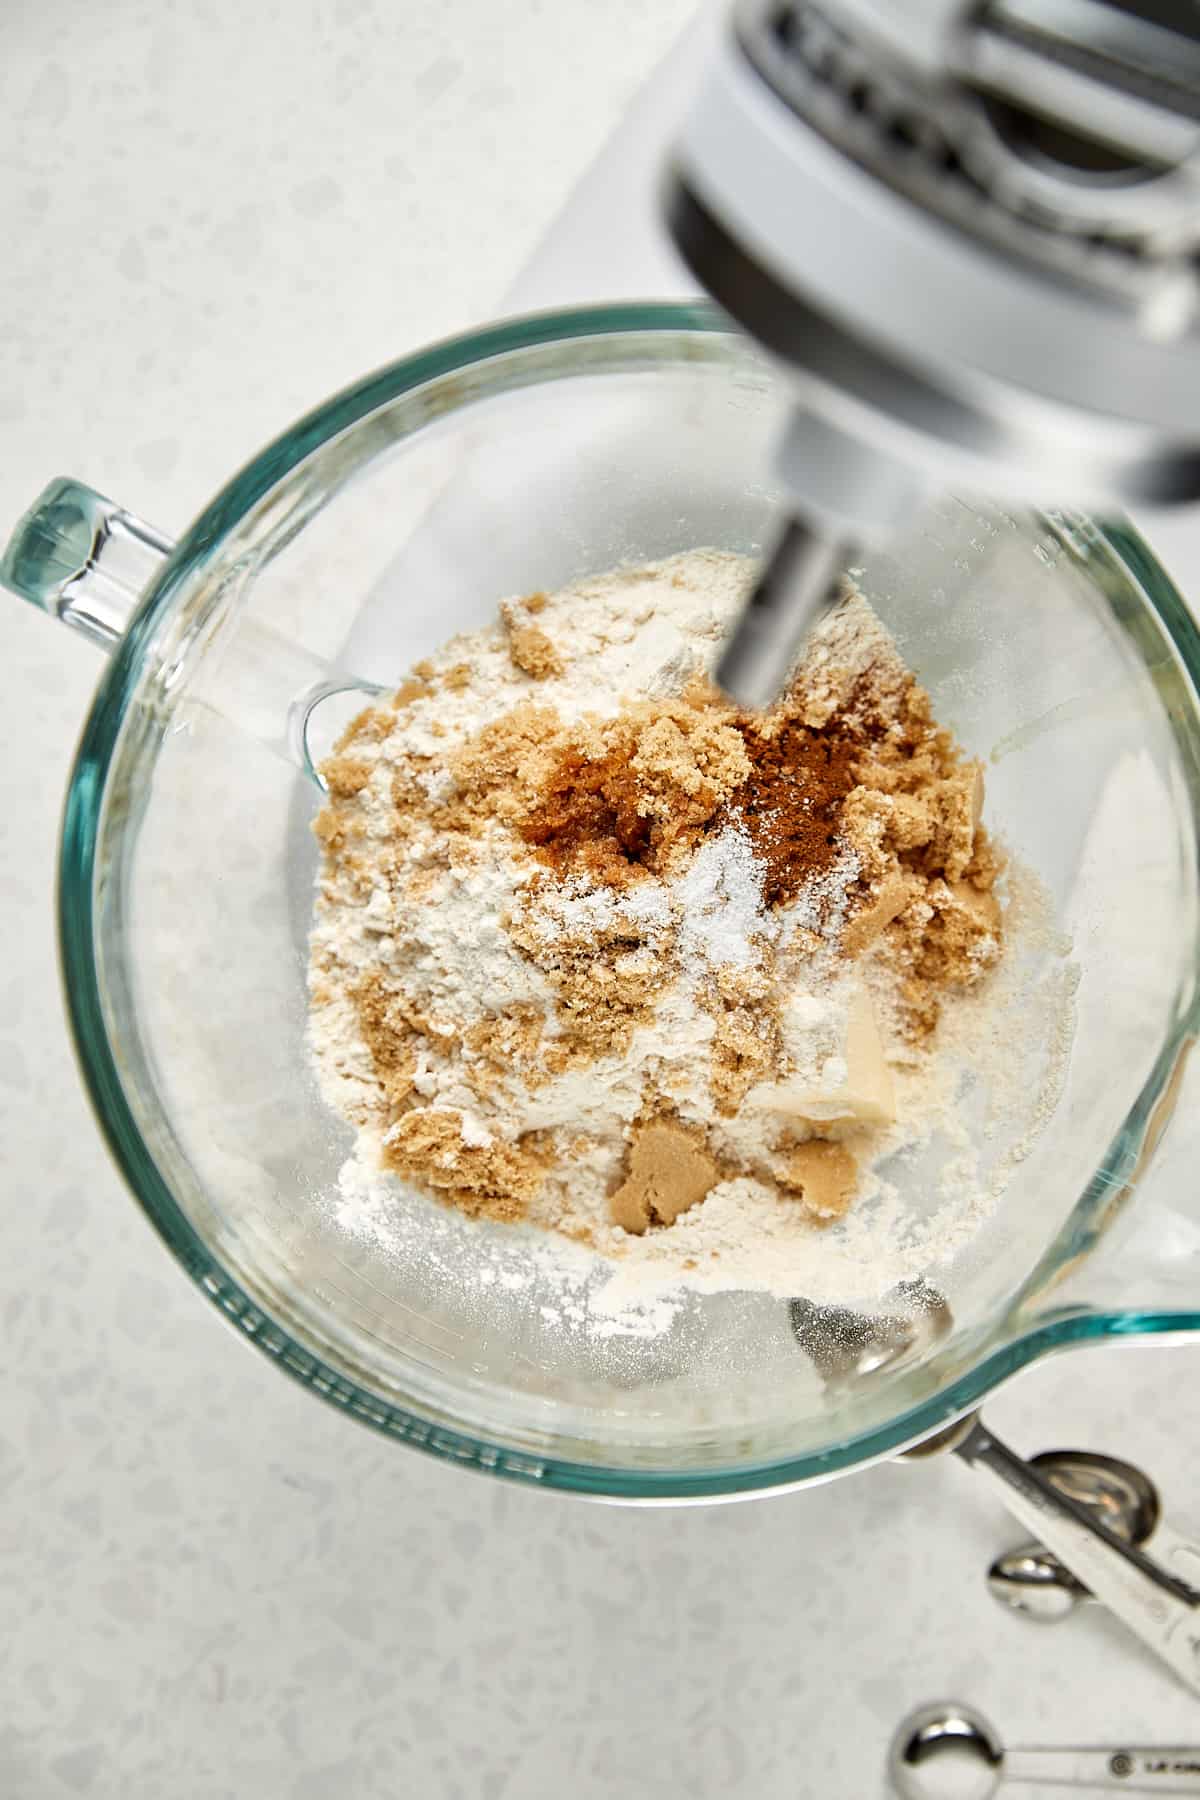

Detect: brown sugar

[448,702,563,825]
[389,676,432,709]
[510,625,563,679]
[506,898,668,1061]
[628,693,751,820]
[462,1006,547,1091]
[710,1001,781,1116]
[381,1108,546,1222]
[518,696,750,886]
[842,869,917,956]
[520,738,653,884]
[322,755,374,800]
[500,596,564,680]
[609,1119,721,1233]
[778,1140,859,1223]
[353,973,418,1110]
[888,876,1004,1038]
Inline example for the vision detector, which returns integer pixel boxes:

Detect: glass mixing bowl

[5,303,1200,1499]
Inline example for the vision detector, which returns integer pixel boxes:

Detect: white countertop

[2,5,1199,1796]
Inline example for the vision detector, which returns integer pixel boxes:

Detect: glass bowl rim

[57,300,1200,1499]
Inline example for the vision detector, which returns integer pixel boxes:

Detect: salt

[673,825,772,974]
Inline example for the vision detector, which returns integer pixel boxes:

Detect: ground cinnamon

[731,716,861,905]
[519,696,866,905]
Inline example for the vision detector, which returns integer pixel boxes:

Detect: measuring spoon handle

[1005,1746,1200,1792]
[956,1419,1200,1698]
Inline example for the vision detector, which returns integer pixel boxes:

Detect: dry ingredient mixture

[308,551,1046,1311]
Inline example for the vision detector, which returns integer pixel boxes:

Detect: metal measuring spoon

[889,1702,1200,1798]
[787,1296,1200,1695]
[988,1452,1160,1622]
[983,1447,1200,1636]
[926,1416,1200,1696]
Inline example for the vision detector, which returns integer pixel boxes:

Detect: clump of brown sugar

[609,1119,721,1234]
[462,1006,547,1095]
[830,677,1004,1035]
[353,972,419,1110]
[777,1140,859,1224]
[709,963,784,1115]
[322,755,374,800]
[521,738,653,883]
[447,703,563,827]
[381,1108,547,1222]
[890,878,1004,1038]
[518,687,750,886]
[501,594,563,680]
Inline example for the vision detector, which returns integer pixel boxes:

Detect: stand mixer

[664,0,1200,705]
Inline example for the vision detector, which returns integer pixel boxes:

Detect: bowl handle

[0,477,172,652]
[0,476,384,782]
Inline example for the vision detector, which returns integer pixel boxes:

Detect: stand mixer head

[665,0,1200,705]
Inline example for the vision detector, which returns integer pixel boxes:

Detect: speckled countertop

[2,5,1199,1796]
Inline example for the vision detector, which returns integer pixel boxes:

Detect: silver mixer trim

[665,0,1200,705]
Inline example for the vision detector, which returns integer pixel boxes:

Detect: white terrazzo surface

[2,4,1199,1796]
